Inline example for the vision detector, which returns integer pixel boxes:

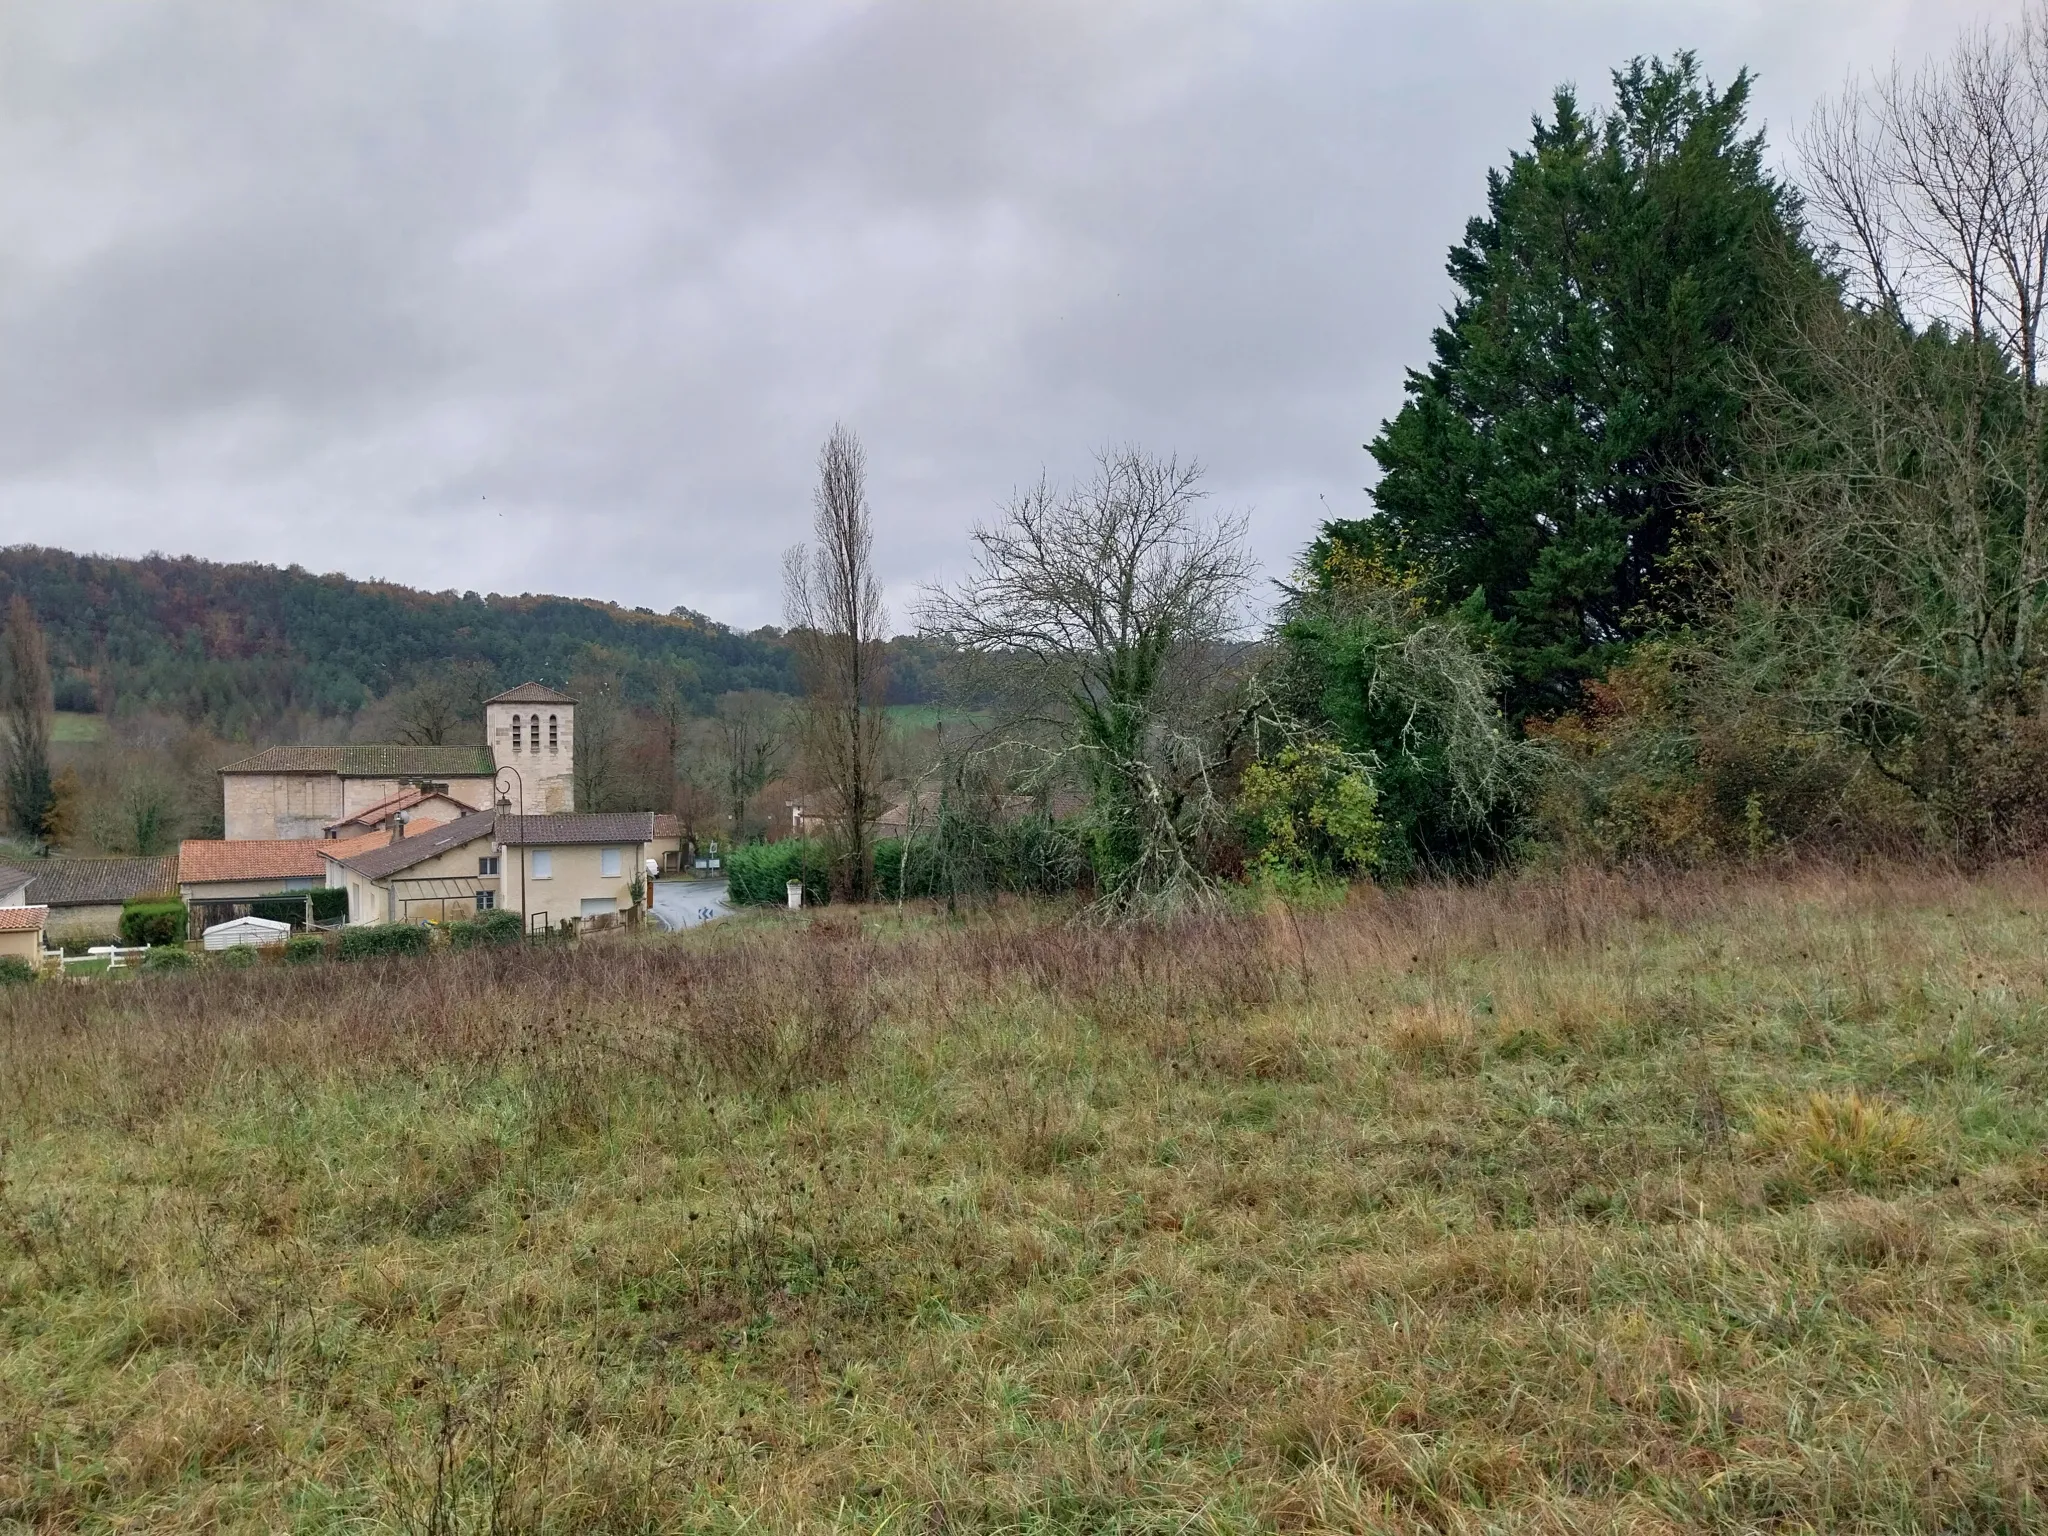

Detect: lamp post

[494,765,525,935]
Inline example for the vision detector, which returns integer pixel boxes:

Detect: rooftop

[219,744,496,778]
[497,812,656,847]
[19,855,176,908]
[0,905,48,933]
[178,839,328,885]
[485,682,576,706]
[323,785,470,833]
[337,808,500,880]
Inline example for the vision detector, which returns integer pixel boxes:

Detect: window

[600,847,621,878]
[530,713,540,748]
[478,855,499,877]
[548,714,558,752]
[511,716,522,752]
[474,891,496,912]
[531,849,552,879]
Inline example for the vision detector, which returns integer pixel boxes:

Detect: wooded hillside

[0,546,946,736]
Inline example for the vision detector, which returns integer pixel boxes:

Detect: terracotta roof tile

[337,809,499,880]
[178,840,328,885]
[0,905,47,932]
[485,682,576,705]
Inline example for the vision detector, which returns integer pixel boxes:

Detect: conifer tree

[1324,55,1816,716]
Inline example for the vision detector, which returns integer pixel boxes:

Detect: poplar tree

[2,596,55,849]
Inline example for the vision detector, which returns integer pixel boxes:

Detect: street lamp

[494,764,526,935]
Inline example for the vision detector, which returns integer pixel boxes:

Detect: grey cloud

[0,0,2025,627]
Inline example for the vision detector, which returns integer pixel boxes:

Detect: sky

[0,0,2026,632]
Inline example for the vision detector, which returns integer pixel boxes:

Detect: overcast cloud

[0,0,2023,630]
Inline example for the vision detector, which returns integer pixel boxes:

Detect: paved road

[651,878,732,932]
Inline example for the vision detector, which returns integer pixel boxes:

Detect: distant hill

[0,546,947,737]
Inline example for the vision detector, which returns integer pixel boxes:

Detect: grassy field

[2,865,2045,1532]
[52,710,107,743]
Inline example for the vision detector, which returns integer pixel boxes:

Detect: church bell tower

[485,683,577,813]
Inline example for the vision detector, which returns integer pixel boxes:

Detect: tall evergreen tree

[2,596,55,849]
[1324,55,1814,715]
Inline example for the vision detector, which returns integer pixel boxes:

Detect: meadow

[1,863,2044,1532]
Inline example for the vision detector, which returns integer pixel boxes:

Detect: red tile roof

[485,682,576,705]
[178,840,328,885]
[0,905,47,932]
[323,786,471,833]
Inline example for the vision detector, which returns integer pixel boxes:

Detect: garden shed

[201,915,292,951]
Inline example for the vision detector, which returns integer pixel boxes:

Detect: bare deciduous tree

[1799,5,2048,672]
[784,426,890,900]
[918,447,1254,913]
[711,690,786,842]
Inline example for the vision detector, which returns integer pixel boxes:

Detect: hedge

[337,923,432,961]
[875,818,1090,902]
[283,935,327,964]
[447,909,524,950]
[119,900,188,947]
[140,947,196,973]
[0,956,35,986]
[728,823,1093,907]
[248,889,348,927]
[725,840,831,907]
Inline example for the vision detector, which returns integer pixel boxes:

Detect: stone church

[220,682,578,840]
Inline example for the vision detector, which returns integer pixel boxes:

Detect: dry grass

[3,861,2047,1531]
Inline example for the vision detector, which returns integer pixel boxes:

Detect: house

[328,808,502,926]
[10,855,176,944]
[323,785,474,841]
[333,809,654,931]
[0,904,47,964]
[178,838,330,930]
[498,812,655,928]
[219,681,580,839]
[0,866,33,908]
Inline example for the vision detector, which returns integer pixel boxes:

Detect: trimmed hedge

[337,923,432,961]
[726,840,831,907]
[283,935,327,964]
[119,900,188,947]
[448,909,524,950]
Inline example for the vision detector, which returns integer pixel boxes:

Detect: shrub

[447,909,523,950]
[119,900,188,947]
[283,935,326,964]
[0,956,36,986]
[337,924,432,961]
[874,818,1091,903]
[217,945,259,969]
[140,946,196,973]
[727,840,831,907]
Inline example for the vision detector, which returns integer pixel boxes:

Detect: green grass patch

[1,866,2046,1529]
[51,710,105,743]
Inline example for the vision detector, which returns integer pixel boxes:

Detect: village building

[218,744,498,840]
[322,785,474,840]
[0,903,47,964]
[218,682,579,840]
[10,855,175,944]
[330,808,653,930]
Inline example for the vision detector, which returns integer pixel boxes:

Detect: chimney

[388,810,409,845]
